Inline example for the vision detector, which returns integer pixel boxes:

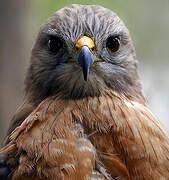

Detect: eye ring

[47,36,63,53]
[106,36,121,54]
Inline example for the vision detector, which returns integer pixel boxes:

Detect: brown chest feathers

[1,91,169,180]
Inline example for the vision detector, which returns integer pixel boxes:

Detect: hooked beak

[75,36,95,81]
[77,46,94,81]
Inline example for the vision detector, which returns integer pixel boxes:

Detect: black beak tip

[83,69,89,81]
[84,77,88,81]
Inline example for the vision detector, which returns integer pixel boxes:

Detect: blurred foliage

[34,0,130,19]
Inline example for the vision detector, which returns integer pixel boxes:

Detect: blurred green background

[0,0,169,144]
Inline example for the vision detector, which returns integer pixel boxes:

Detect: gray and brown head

[25,4,145,104]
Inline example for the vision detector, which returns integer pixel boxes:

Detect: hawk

[0,4,169,180]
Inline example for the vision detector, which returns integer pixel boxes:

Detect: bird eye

[106,36,120,54]
[47,36,63,53]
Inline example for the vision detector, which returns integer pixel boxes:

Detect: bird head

[25,4,145,103]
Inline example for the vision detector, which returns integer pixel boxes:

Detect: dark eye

[48,36,63,53]
[106,36,120,54]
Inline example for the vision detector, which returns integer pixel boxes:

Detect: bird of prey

[1,4,169,180]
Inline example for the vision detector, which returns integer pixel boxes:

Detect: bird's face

[26,4,144,102]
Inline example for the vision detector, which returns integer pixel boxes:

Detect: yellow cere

[75,36,95,50]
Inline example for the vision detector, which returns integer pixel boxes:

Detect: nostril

[75,46,79,51]
[91,47,95,52]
